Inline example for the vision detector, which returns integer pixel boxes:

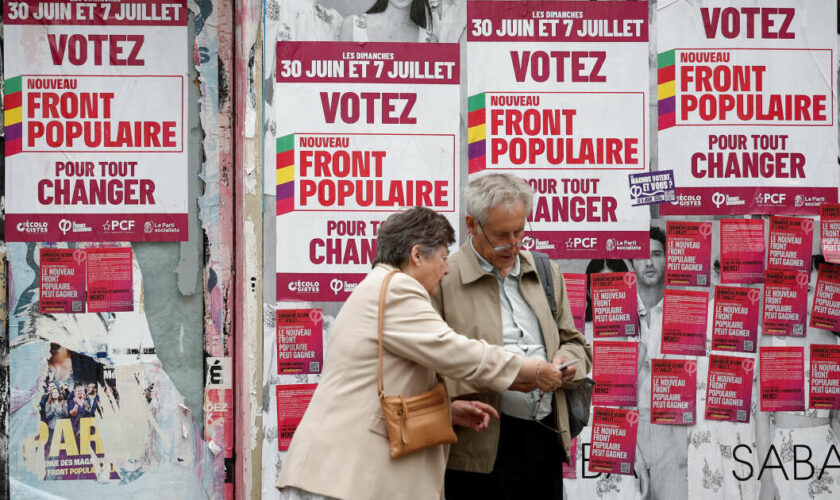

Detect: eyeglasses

[476,220,534,252]
[529,390,561,434]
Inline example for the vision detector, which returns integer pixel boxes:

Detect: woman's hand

[451,400,500,432]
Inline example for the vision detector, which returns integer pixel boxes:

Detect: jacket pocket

[368,414,388,438]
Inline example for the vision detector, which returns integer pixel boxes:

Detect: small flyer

[86,248,134,313]
[628,170,675,206]
[810,344,840,410]
[593,341,639,407]
[39,248,87,314]
[762,269,809,336]
[821,204,840,264]
[665,221,712,287]
[712,286,761,353]
[589,407,639,476]
[760,346,805,412]
[768,216,814,273]
[810,264,840,331]
[276,309,324,375]
[276,384,318,451]
[563,273,587,334]
[591,272,639,338]
[721,219,766,284]
[705,354,754,423]
[651,359,697,425]
[562,437,577,479]
[661,289,709,356]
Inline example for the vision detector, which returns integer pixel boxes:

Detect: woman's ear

[410,244,423,265]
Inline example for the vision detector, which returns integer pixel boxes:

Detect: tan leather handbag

[377,269,458,458]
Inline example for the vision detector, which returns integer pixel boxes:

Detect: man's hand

[451,400,500,432]
[552,354,578,386]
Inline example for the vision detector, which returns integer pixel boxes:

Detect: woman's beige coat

[276,264,524,500]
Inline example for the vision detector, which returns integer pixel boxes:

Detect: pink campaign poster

[651,359,697,425]
[768,216,814,272]
[86,248,133,313]
[705,354,754,423]
[760,346,805,412]
[810,344,840,410]
[563,273,587,333]
[562,437,577,479]
[661,289,708,356]
[810,264,840,331]
[276,384,318,451]
[276,309,323,375]
[762,269,809,336]
[822,204,840,264]
[712,286,761,353]
[593,341,638,407]
[665,221,712,287]
[589,407,639,476]
[591,272,639,338]
[720,219,765,284]
[39,249,86,314]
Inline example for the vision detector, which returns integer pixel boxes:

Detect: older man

[434,173,592,499]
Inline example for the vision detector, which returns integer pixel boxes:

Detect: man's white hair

[465,173,534,225]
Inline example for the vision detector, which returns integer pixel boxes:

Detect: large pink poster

[276,309,324,375]
[760,346,805,412]
[86,247,134,313]
[665,220,712,287]
[768,216,813,272]
[720,219,765,284]
[276,384,318,451]
[810,264,840,331]
[39,248,86,314]
[661,289,708,356]
[593,341,638,407]
[589,407,639,476]
[591,272,638,338]
[712,286,761,353]
[651,359,697,425]
[822,204,840,264]
[810,344,840,410]
[762,269,809,336]
[705,354,754,423]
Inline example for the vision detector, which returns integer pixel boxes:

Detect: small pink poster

[661,289,708,356]
[762,269,809,336]
[665,221,712,287]
[276,384,318,451]
[651,359,697,425]
[589,407,639,476]
[712,286,761,353]
[810,264,840,331]
[821,204,840,264]
[768,216,813,272]
[810,344,840,410]
[593,341,638,407]
[39,249,86,314]
[705,354,754,423]
[591,272,639,338]
[720,219,765,284]
[562,437,577,479]
[86,248,134,313]
[563,273,587,334]
[276,309,324,375]
[760,346,805,412]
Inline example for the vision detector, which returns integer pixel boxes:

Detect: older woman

[276,207,565,500]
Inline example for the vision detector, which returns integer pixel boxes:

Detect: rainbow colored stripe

[4,76,23,156]
[276,134,295,215]
[467,93,486,173]
[657,50,675,131]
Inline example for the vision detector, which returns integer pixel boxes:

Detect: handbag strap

[377,269,400,399]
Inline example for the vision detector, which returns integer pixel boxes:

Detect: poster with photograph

[467,0,650,258]
[810,344,840,410]
[658,0,839,215]
[39,249,86,314]
[4,0,190,241]
[272,42,460,301]
[822,203,840,264]
[665,221,712,287]
[809,263,840,331]
[86,248,133,313]
[651,359,697,425]
[591,272,638,338]
[589,407,639,476]
[563,273,587,333]
[762,269,809,336]
[593,341,638,407]
[276,309,323,375]
[705,354,754,423]
[661,289,709,356]
[712,286,761,352]
[760,346,805,412]
[768,216,813,272]
[276,384,318,451]
[720,219,765,284]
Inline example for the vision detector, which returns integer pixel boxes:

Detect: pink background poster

[720,219,766,284]
[563,273,587,334]
[760,346,805,412]
[39,248,86,314]
[822,204,840,264]
[589,407,639,476]
[86,248,134,313]
[593,341,639,407]
[810,344,840,410]
[768,216,813,272]
[665,221,712,287]
[276,384,318,451]
[592,272,639,338]
[810,264,840,331]
[562,437,577,479]
[762,269,809,336]
[712,286,761,353]
[705,354,755,423]
[276,309,324,375]
[661,289,708,356]
[651,359,697,425]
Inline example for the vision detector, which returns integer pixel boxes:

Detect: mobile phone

[556,359,580,370]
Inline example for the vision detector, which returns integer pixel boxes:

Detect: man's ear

[465,214,477,235]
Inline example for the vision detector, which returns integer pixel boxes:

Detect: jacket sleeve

[550,260,593,383]
[382,273,523,394]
